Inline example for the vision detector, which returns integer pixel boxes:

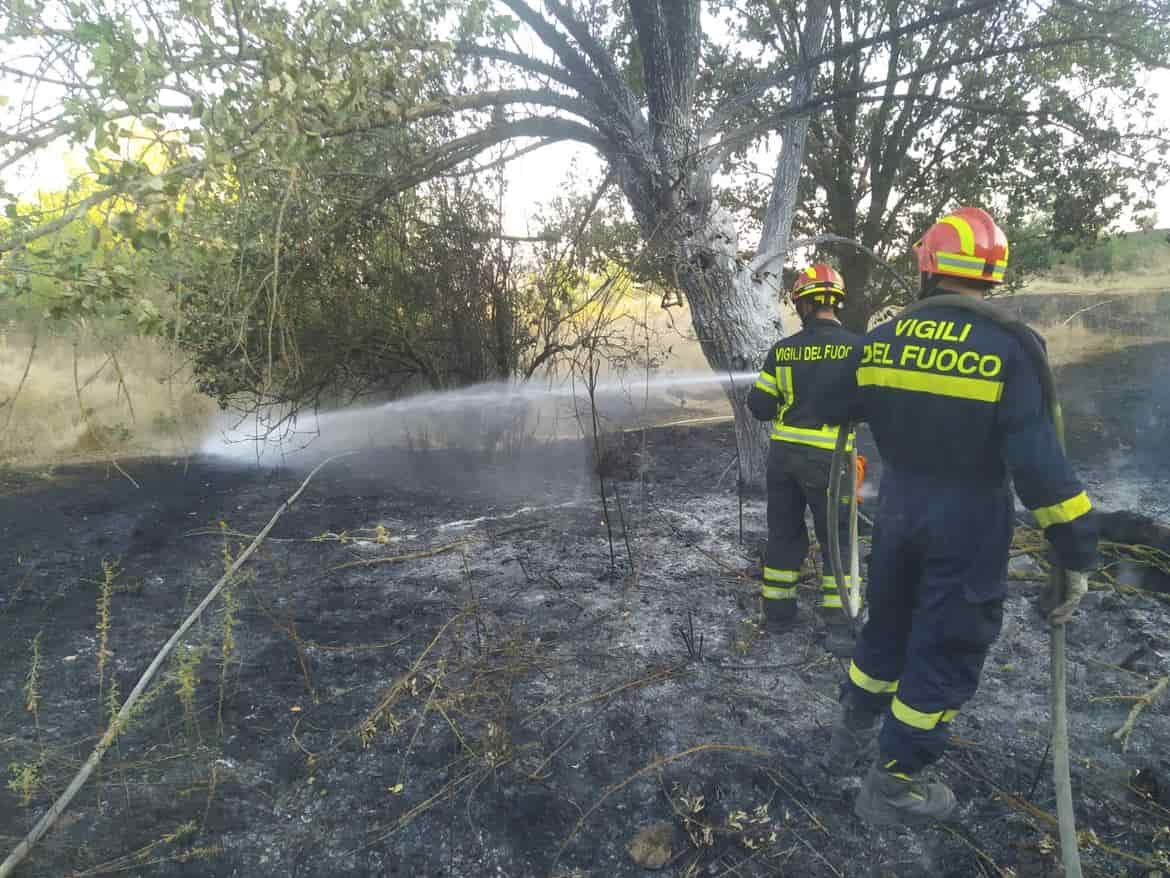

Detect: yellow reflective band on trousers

[1032,491,1092,528]
[763,567,799,583]
[821,593,843,608]
[849,661,898,695]
[761,584,796,600]
[857,366,1004,403]
[890,696,955,731]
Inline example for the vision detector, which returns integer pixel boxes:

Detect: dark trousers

[846,471,1011,772]
[763,441,852,607]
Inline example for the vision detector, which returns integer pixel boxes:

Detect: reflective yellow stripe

[936,251,1007,271]
[756,371,777,386]
[754,380,779,397]
[891,696,946,730]
[770,424,855,450]
[776,365,793,401]
[763,567,799,583]
[1032,491,1092,528]
[939,217,975,255]
[857,366,1003,403]
[941,709,959,723]
[761,584,796,600]
[936,252,1006,281]
[849,661,898,695]
[821,593,843,608]
[821,575,848,590]
[771,360,853,449]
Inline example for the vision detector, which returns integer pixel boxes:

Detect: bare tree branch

[496,0,615,113]
[703,0,1006,136]
[713,33,1160,156]
[542,0,644,128]
[320,88,606,138]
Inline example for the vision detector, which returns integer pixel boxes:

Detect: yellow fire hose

[828,294,1083,876]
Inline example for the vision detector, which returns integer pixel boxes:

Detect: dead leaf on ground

[626,822,672,869]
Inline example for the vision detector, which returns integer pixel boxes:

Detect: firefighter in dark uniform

[818,207,1097,826]
[747,264,861,631]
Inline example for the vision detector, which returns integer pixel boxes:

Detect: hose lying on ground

[828,294,1083,877]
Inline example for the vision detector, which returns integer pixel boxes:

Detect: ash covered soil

[2,345,1170,878]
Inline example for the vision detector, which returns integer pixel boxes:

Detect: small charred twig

[652,508,750,578]
[612,483,636,574]
[1112,675,1169,752]
[1061,298,1113,326]
[1027,739,1052,801]
[555,743,769,861]
[491,523,549,539]
[938,826,1009,878]
[674,609,704,662]
[331,541,468,570]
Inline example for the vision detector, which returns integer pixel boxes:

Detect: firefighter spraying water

[746,264,863,651]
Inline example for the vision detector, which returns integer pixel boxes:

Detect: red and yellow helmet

[913,206,1009,284]
[791,263,846,308]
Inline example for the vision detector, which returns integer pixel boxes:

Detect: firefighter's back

[856,304,1026,479]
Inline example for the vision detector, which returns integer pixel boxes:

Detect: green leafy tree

[718,0,1170,327]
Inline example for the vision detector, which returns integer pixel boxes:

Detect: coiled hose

[827,294,1082,876]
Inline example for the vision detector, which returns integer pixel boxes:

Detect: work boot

[821,694,880,776]
[763,598,798,631]
[854,760,958,827]
[816,605,855,657]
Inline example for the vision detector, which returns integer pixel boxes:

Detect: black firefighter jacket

[814,302,1098,599]
[747,316,862,451]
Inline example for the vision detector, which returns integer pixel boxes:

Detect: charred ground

[1,332,1170,878]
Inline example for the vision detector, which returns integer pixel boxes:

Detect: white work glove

[1046,569,1090,625]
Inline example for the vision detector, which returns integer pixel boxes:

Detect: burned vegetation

[2,396,1170,878]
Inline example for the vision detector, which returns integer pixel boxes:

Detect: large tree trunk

[675,206,784,488]
[616,0,828,490]
[838,245,876,332]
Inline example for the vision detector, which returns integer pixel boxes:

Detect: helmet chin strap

[919,272,943,300]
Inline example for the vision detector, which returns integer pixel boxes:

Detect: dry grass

[1030,321,1164,366]
[1022,265,1170,295]
[0,328,215,467]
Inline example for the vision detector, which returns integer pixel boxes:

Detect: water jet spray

[200,370,758,466]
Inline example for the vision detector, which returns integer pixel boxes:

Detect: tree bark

[674,206,779,488]
[838,245,875,332]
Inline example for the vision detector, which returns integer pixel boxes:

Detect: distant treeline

[1020,227,1170,279]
